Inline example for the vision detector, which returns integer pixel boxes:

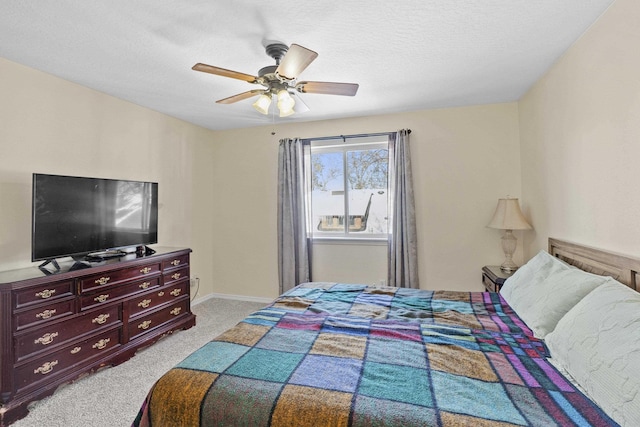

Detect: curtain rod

[302,129,411,142]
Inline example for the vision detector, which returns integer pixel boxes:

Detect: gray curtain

[388,129,419,288]
[277,138,312,294]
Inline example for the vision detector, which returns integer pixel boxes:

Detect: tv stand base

[37,258,60,272]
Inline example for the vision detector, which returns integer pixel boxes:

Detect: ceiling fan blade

[216,90,264,104]
[296,81,359,96]
[291,92,310,113]
[192,63,258,83]
[276,44,318,80]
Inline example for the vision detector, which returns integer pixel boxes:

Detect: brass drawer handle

[36,309,57,319]
[170,259,181,266]
[171,273,181,280]
[138,320,152,330]
[138,299,152,308]
[92,338,111,350]
[170,289,181,297]
[158,291,165,297]
[140,267,152,274]
[95,277,110,285]
[70,347,81,354]
[139,281,151,289]
[34,360,58,375]
[34,332,59,345]
[92,314,110,325]
[94,294,109,303]
[35,289,56,299]
[170,307,182,316]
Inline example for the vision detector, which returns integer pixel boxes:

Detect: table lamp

[487,198,532,273]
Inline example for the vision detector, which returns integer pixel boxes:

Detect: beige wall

[202,103,522,299]
[519,0,640,258]
[0,58,214,284]
[312,242,387,286]
[0,57,523,301]
[3,0,637,301]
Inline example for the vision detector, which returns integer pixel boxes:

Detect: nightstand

[482,265,514,292]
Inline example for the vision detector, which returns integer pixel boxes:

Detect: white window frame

[307,135,389,242]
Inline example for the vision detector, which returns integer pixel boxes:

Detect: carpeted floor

[11,297,267,427]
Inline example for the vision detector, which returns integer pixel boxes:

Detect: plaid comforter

[133,283,617,426]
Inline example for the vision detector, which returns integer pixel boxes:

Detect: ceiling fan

[192,43,359,117]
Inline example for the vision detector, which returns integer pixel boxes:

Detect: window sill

[311,237,387,246]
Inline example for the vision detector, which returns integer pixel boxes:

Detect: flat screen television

[32,173,158,265]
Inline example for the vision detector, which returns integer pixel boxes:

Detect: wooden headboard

[548,238,640,290]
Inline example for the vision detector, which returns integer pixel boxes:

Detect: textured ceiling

[0,1,614,131]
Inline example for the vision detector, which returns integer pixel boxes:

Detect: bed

[132,238,640,426]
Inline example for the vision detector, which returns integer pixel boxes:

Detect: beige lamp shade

[487,198,532,273]
[487,198,532,230]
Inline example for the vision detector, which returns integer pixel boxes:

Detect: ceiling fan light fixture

[278,106,295,117]
[277,90,295,117]
[252,94,272,115]
[194,42,359,117]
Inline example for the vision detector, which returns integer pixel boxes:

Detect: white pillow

[546,279,640,427]
[500,250,607,338]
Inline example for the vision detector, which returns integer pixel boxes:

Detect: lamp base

[500,229,519,273]
[500,261,519,273]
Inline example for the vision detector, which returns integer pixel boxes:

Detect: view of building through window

[310,136,389,238]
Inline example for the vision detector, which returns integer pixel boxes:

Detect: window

[308,135,389,239]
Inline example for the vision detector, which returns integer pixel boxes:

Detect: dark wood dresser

[0,247,196,426]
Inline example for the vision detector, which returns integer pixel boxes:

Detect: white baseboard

[192,292,274,306]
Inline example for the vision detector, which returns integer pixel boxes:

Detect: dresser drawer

[79,263,161,293]
[163,267,189,285]
[15,304,121,362]
[162,254,189,271]
[128,298,190,341]
[80,277,160,311]
[127,281,189,317]
[14,280,74,309]
[14,298,75,331]
[15,328,121,393]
